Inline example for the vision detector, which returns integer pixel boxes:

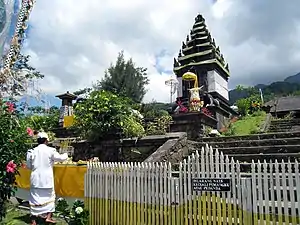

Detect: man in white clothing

[26,132,68,225]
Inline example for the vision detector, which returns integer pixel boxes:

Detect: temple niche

[171,14,236,139]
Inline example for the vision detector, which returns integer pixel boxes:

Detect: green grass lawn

[224,111,267,136]
[2,207,67,225]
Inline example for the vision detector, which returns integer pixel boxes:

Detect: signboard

[192,178,231,192]
[207,70,229,100]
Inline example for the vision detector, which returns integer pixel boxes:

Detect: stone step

[268,128,291,132]
[268,128,292,132]
[268,130,294,134]
[269,126,300,131]
[271,120,300,123]
[226,153,300,162]
[191,137,300,148]
[270,123,300,127]
[199,131,300,142]
[191,145,300,155]
[268,128,292,133]
[271,119,300,124]
[182,154,299,163]
[270,124,292,128]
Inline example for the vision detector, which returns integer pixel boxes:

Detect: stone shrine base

[170,112,218,140]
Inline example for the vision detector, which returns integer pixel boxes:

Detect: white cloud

[23,0,300,103]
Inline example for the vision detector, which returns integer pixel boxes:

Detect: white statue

[188,86,204,101]
[188,86,204,111]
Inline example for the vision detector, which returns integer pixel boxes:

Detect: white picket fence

[84,145,300,225]
[251,160,300,224]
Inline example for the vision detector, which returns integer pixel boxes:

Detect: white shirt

[26,144,68,189]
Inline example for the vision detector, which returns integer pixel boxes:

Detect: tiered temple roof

[173,14,230,79]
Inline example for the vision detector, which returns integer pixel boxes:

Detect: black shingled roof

[264,96,300,113]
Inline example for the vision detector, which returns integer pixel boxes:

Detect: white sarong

[29,188,56,216]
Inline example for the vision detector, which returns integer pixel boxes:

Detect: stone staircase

[268,118,300,132]
[186,118,300,162]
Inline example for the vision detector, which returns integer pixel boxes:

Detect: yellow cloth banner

[15,165,87,198]
[63,115,74,128]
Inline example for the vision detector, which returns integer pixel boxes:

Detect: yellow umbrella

[182,72,198,88]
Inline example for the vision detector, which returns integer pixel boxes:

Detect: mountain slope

[284,72,300,83]
[229,72,300,104]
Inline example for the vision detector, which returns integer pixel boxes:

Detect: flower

[6,102,15,113]
[6,160,17,173]
[75,206,83,214]
[26,127,34,136]
[58,198,64,202]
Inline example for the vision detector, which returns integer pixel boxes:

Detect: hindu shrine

[56,91,77,128]
[171,14,236,139]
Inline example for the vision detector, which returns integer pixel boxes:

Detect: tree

[73,88,92,96]
[96,51,149,103]
[74,90,145,141]
[140,101,170,119]
[1,54,43,97]
[23,106,60,131]
[234,85,262,116]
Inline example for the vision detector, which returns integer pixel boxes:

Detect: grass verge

[224,111,266,136]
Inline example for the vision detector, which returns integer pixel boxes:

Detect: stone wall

[144,133,188,163]
[216,112,226,130]
[171,112,217,140]
[67,132,186,162]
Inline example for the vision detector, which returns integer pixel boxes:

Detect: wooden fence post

[241,178,252,225]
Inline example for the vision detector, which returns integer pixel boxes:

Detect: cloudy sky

[22,0,300,104]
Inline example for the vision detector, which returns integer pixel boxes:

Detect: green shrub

[56,198,89,225]
[235,98,250,116]
[74,90,145,140]
[0,101,33,220]
[146,115,172,135]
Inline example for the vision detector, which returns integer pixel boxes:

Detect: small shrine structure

[56,91,77,127]
[171,14,236,139]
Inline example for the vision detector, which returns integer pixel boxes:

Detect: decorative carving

[225,63,229,71]
[195,14,204,23]
[211,48,216,58]
[182,41,186,49]
[216,46,220,53]
[221,54,225,62]
[173,58,179,67]
[190,30,193,36]
[214,98,220,107]
[212,38,216,46]
[186,35,190,42]
[207,33,212,42]
[203,93,219,107]
[178,50,182,58]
